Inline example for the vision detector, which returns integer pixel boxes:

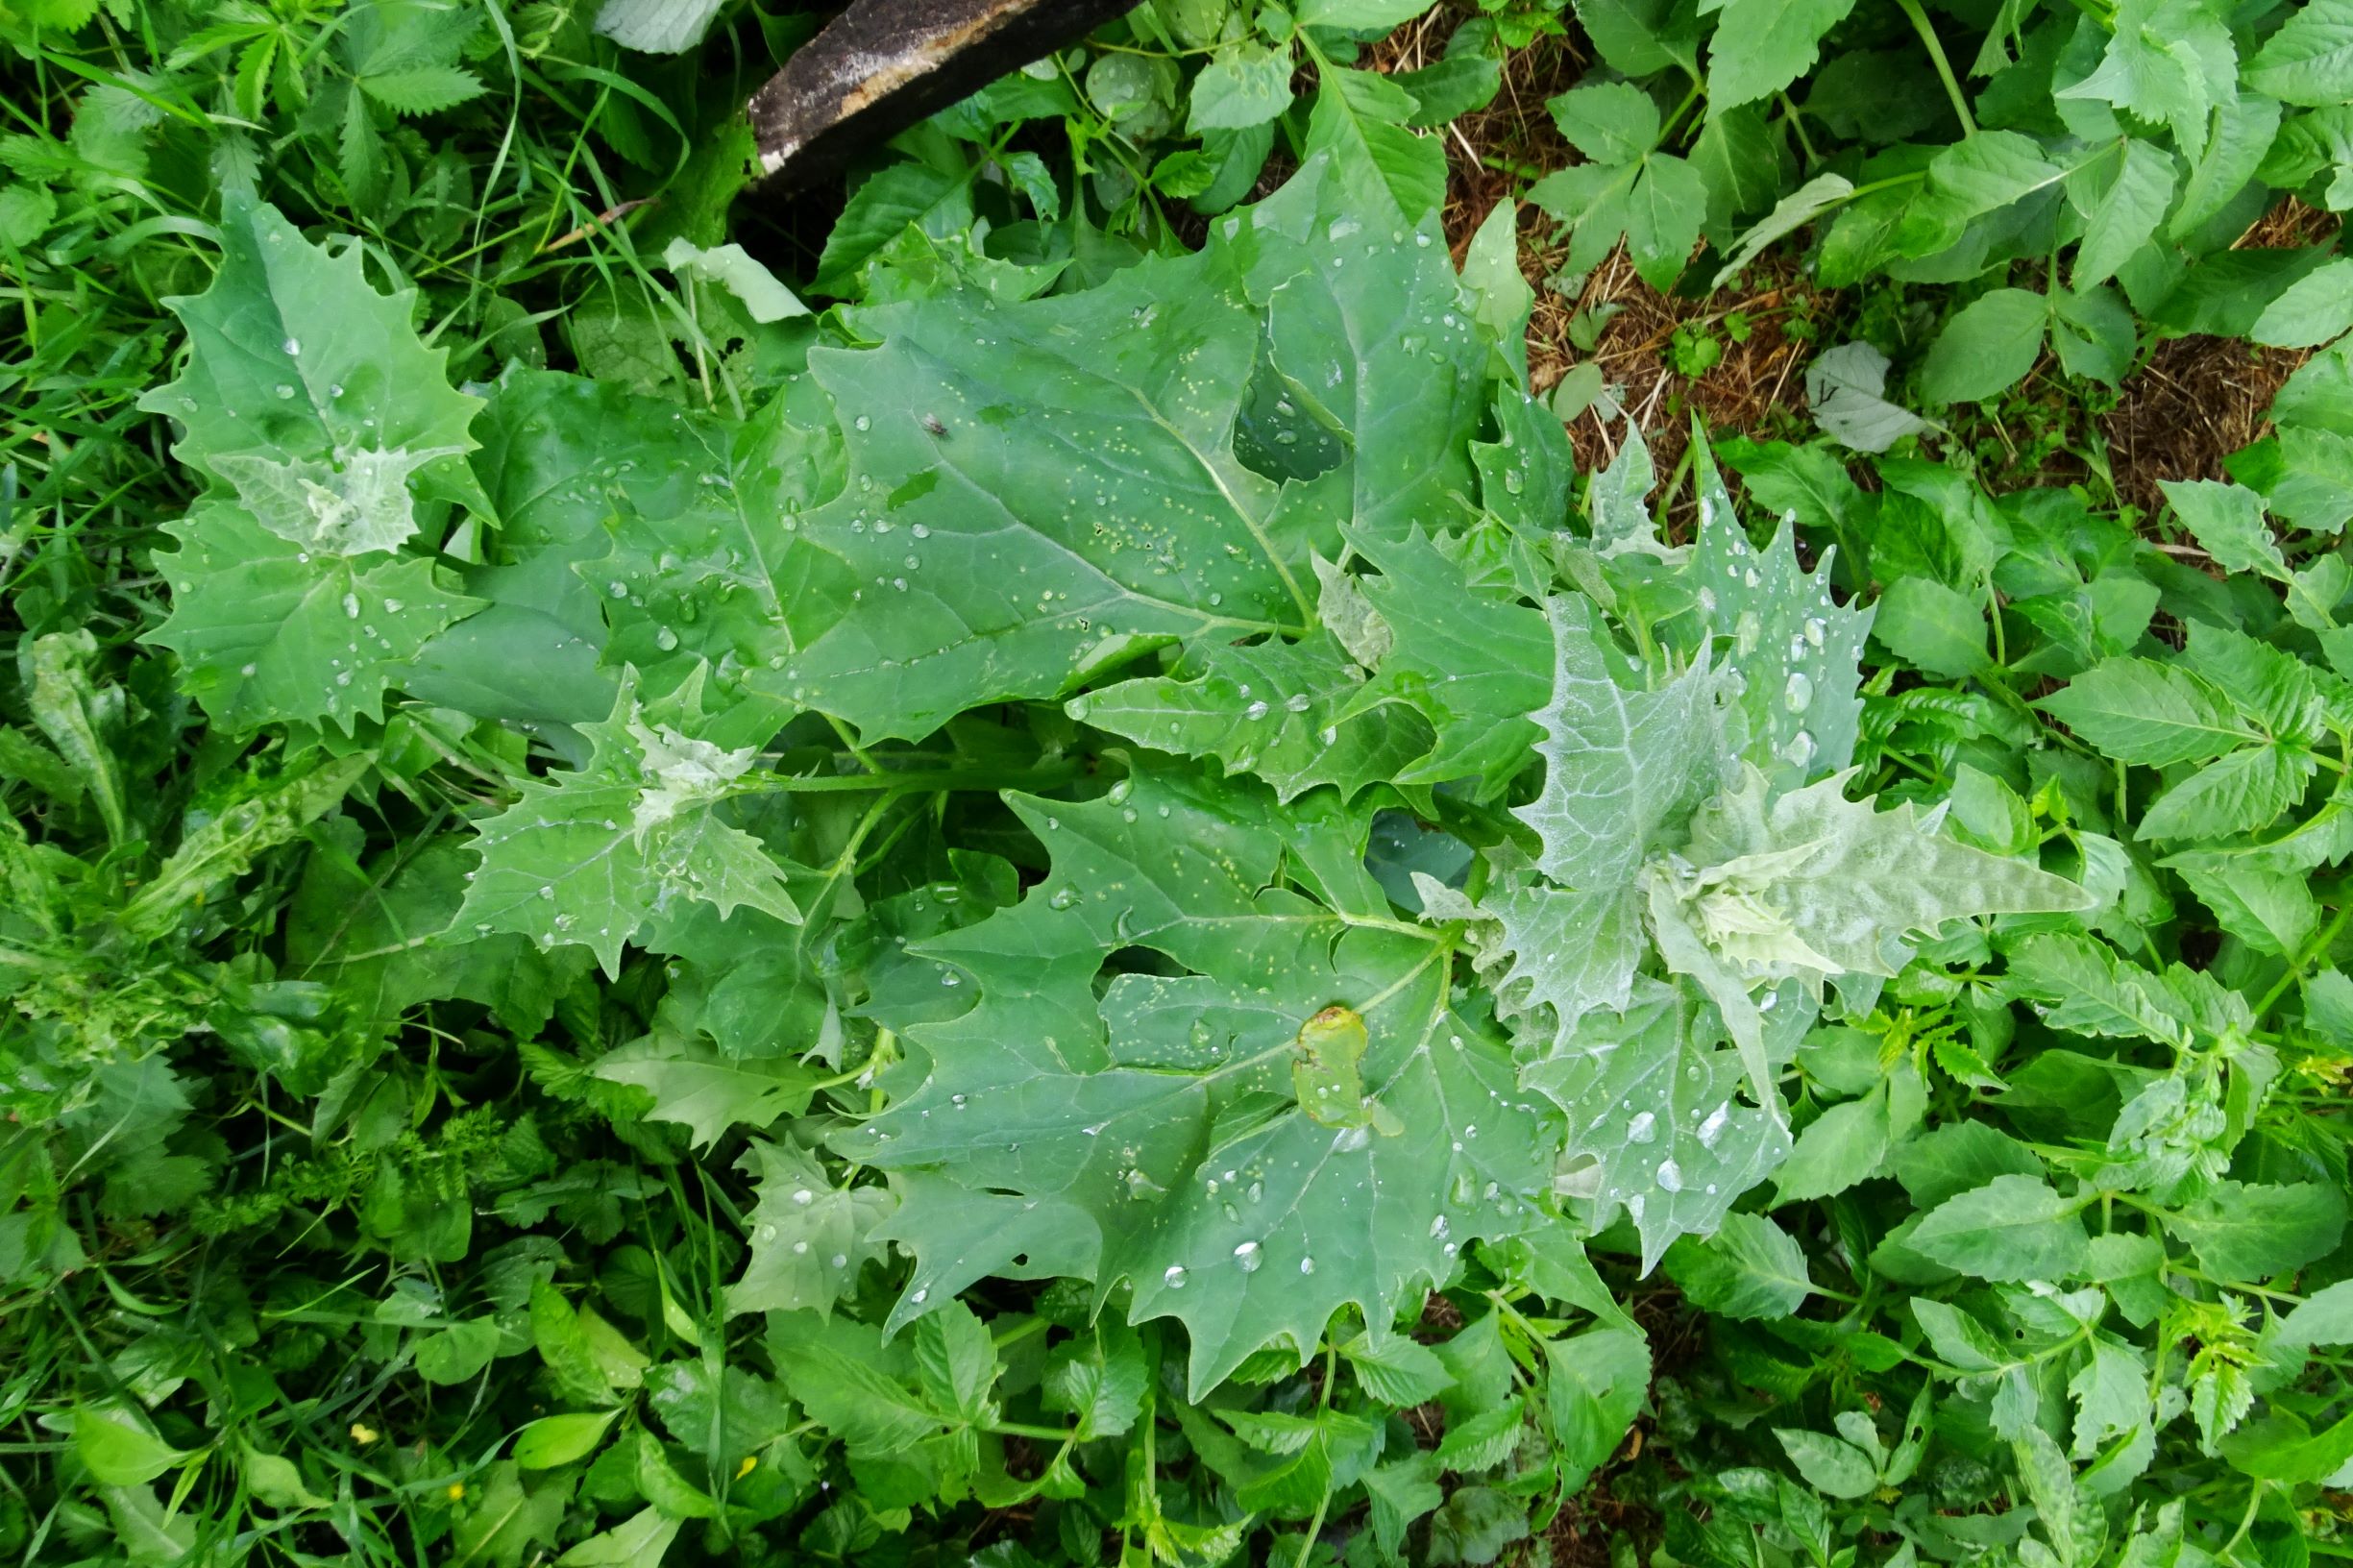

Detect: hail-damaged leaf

[139,198,485,536]
[755,158,1506,745]
[1525,976,1801,1269]
[455,672,800,975]
[1291,1004,1403,1134]
[146,502,481,733]
[209,445,470,556]
[837,769,1555,1395]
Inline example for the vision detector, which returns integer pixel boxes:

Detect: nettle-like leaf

[1528,83,1708,290]
[456,674,801,975]
[839,769,1557,1394]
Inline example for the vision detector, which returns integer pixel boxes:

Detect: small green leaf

[2252,257,2353,349]
[1776,1428,1879,1498]
[72,1407,187,1486]
[2162,1181,2346,1282]
[1662,1212,1813,1319]
[512,1409,619,1468]
[1908,1175,2092,1281]
[1918,289,2047,404]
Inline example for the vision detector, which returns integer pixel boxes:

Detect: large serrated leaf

[838,770,1556,1394]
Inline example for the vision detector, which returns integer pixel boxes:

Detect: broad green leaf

[727,1139,895,1317]
[913,1299,1000,1427]
[2002,933,2200,1047]
[1896,133,2068,260]
[772,1319,944,1458]
[1918,289,2047,404]
[2071,139,2177,291]
[2245,0,2353,106]
[512,1409,619,1468]
[2278,1278,2353,1351]
[1871,576,1989,679]
[1776,1428,1878,1498]
[1574,0,1704,75]
[1074,630,1433,802]
[1802,341,1930,452]
[1908,1175,2092,1281]
[594,0,725,52]
[1704,0,1861,110]
[2039,659,2254,765]
[2171,93,2285,239]
[661,237,806,323]
[2069,1334,2151,1460]
[811,163,973,296]
[557,1508,683,1566]
[414,1317,502,1384]
[1305,67,1447,222]
[456,675,800,976]
[1891,1120,2046,1208]
[2051,284,2137,385]
[2160,479,2287,580]
[1714,173,1853,288]
[1336,527,1552,796]
[1365,1453,1446,1556]
[1189,42,1294,132]
[840,770,1556,1394]
[592,1037,817,1149]
[1544,1327,1650,1488]
[1043,1321,1148,1440]
[149,502,481,733]
[286,834,593,1038]
[2139,744,2316,842]
[2056,0,2234,149]
[1342,1332,1455,1406]
[1293,0,1429,25]
[1662,1211,1812,1319]
[1548,83,1660,165]
[1775,1085,1892,1202]
[2251,256,2353,349]
[72,1408,187,1486]
[2162,1181,2346,1281]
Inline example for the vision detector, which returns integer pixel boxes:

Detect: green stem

[990,1421,1079,1442]
[1894,0,1976,136]
[2254,900,2351,1017]
[743,762,1083,796]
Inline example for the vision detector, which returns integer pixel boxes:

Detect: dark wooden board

[749,0,1135,191]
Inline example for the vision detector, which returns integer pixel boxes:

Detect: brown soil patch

[1373,21,2338,518]
[2098,336,2309,516]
